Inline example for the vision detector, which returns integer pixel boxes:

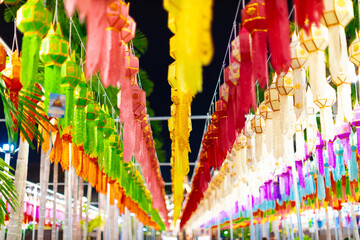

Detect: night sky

[0,0,242,195]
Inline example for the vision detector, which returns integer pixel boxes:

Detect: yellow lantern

[276,69,294,96]
[264,79,280,111]
[170,35,177,60]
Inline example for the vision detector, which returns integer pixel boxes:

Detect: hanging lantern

[101,0,129,88]
[2,50,22,133]
[290,33,308,119]
[40,24,69,116]
[17,0,51,90]
[276,69,294,96]
[335,120,352,166]
[95,109,107,166]
[84,100,100,156]
[121,16,136,44]
[73,75,89,146]
[259,102,273,120]
[0,43,6,72]
[300,24,328,53]
[170,35,177,60]
[59,51,81,129]
[300,24,336,142]
[241,0,268,88]
[349,31,360,66]
[322,0,353,122]
[251,111,265,134]
[231,35,240,63]
[351,103,360,151]
[125,48,139,80]
[264,80,280,111]
[220,83,229,103]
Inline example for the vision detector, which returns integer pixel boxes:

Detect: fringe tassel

[317,174,326,200]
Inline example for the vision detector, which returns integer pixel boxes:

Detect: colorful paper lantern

[241,0,268,88]
[121,16,136,44]
[349,31,360,66]
[264,80,280,112]
[0,43,6,72]
[40,24,69,115]
[2,50,22,133]
[16,0,51,90]
[276,69,294,96]
[59,51,81,129]
[290,33,308,119]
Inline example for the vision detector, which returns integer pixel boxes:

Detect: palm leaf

[0,158,18,227]
[133,29,148,58]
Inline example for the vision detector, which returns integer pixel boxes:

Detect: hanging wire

[70,20,117,118]
[53,0,59,25]
[11,18,19,52]
[69,18,72,54]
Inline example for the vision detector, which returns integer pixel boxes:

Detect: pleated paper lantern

[300,24,329,53]
[290,34,308,119]
[259,102,273,120]
[2,50,22,111]
[125,49,139,79]
[322,0,353,27]
[251,111,265,134]
[276,69,294,96]
[121,16,136,44]
[264,80,280,111]
[349,31,360,66]
[17,0,51,89]
[0,43,6,72]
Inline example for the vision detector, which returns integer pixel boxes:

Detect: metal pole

[350,203,360,240]
[291,162,304,240]
[32,186,38,240]
[250,195,255,240]
[338,210,343,240]
[334,210,338,240]
[242,228,244,240]
[230,211,234,240]
[68,143,72,240]
[4,153,10,172]
[218,215,221,240]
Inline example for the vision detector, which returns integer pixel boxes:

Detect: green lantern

[95,109,106,167]
[85,100,100,156]
[17,0,51,90]
[106,132,119,177]
[59,51,81,129]
[101,113,115,170]
[40,23,69,115]
[73,75,89,146]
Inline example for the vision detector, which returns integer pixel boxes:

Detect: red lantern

[2,50,22,108]
[125,48,139,79]
[0,43,6,72]
[242,0,268,88]
[121,16,136,44]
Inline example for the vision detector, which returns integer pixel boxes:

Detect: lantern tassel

[327,139,336,169]
[349,145,359,182]
[20,35,41,90]
[317,173,326,200]
[265,0,291,74]
[251,31,269,89]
